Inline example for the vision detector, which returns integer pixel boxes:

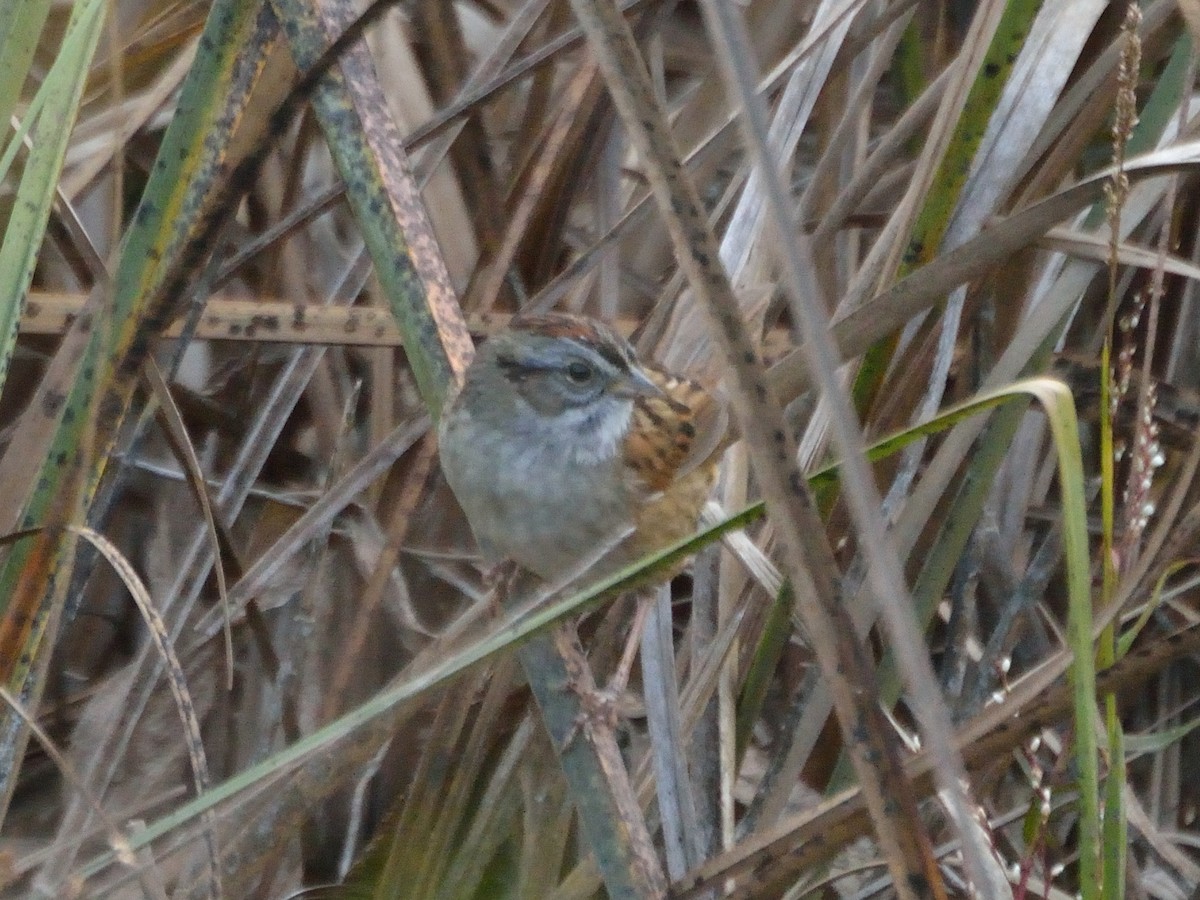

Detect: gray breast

[439,408,633,581]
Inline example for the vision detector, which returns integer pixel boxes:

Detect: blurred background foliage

[0,0,1199,897]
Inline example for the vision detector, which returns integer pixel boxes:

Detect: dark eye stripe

[591,340,630,372]
[563,327,631,373]
[496,354,537,381]
[495,355,595,399]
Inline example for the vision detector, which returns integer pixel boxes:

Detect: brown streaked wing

[624,367,724,495]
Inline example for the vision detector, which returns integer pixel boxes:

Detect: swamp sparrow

[437,314,722,585]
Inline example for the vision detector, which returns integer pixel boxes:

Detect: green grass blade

[0,0,104,397]
[0,0,276,827]
[0,1,51,135]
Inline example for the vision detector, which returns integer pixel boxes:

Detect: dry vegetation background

[1,0,1200,897]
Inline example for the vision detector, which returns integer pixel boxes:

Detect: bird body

[438,314,720,583]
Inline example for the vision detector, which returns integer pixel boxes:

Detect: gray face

[496,340,628,417]
[489,329,635,418]
[454,318,661,467]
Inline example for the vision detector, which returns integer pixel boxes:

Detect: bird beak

[611,366,663,400]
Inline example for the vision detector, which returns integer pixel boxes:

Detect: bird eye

[565,361,594,384]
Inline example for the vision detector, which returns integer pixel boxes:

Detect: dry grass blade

[67,524,219,900]
[143,359,236,690]
[6,1,1200,897]
[566,0,946,895]
[192,416,428,636]
[465,58,602,311]
[770,139,1200,402]
[676,613,1200,898]
[697,1,997,893]
[0,686,146,892]
[269,0,472,412]
[641,586,703,878]
[1177,0,1200,45]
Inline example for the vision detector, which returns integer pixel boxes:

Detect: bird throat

[560,400,633,466]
